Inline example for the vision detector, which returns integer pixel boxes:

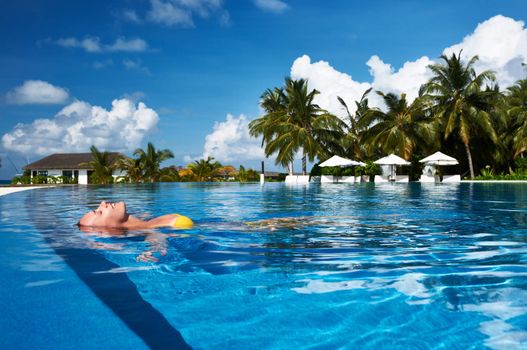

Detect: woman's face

[79,201,128,227]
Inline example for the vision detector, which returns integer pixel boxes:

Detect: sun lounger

[340,176,356,183]
[419,175,435,182]
[374,175,389,182]
[395,175,409,182]
[442,175,461,182]
[320,175,334,183]
[285,175,311,184]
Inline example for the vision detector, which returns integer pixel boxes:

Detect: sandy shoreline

[0,186,51,197]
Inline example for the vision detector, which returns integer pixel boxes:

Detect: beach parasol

[374,154,410,166]
[319,155,365,167]
[374,154,410,180]
[419,151,459,166]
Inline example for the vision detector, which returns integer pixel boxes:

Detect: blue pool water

[1,183,526,349]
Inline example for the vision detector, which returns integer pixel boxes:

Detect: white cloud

[2,99,159,156]
[366,55,434,101]
[93,59,113,69]
[5,80,69,105]
[108,37,148,52]
[122,59,151,74]
[444,15,527,88]
[254,0,289,13]
[55,36,148,53]
[192,114,265,164]
[290,15,527,118]
[121,9,141,23]
[57,37,102,52]
[291,55,372,118]
[147,0,228,27]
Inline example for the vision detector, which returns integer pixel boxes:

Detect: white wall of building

[28,168,127,185]
[78,170,88,185]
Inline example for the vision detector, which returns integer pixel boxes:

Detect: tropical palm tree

[133,142,174,182]
[83,145,115,184]
[187,156,222,181]
[359,91,436,159]
[422,52,498,178]
[249,87,293,173]
[158,166,180,182]
[237,165,259,182]
[506,79,527,158]
[249,78,345,175]
[115,156,143,183]
[337,88,373,160]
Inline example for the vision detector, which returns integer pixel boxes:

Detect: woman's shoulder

[147,214,178,228]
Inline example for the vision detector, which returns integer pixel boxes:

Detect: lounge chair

[395,175,409,182]
[374,175,389,182]
[442,175,461,182]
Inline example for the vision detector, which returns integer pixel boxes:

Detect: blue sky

[1,0,527,178]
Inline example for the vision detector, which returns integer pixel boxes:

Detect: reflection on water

[2,182,527,349]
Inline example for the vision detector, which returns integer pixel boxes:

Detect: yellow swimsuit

[172,214,194,229]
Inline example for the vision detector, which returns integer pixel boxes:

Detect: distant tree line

[249,52,527,179]
[11,142,263,184]
[86,143,263,184]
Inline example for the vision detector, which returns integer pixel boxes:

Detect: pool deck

[0,181,526,198]
[0,186,51,196]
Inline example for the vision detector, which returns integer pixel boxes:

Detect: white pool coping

[0,186,51,197]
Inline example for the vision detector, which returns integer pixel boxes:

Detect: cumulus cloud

[290,15,527,118]
[290,55,372,118]
[444,15,527,88]
[122,59,151,74]
[93,59,113,69]
[147,0,229,27]
[366,55,434,100]
[291,55,437,117]
[191,114,265,164]
[56,37,102,52]
[121,9,141,23]
[2,99,159,156]
[5,80,69,105]
[254,0,289,13]
[55,36,148,53]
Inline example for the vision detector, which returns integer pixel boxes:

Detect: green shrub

[474,168,527,180]
[320,166,342,176]
[409,155,425,182]
[309,163,321,176]
[341,167,354,176]
[59,176,78,184]
[11,176,31,184]
[363,161,381,181]
[32,175,48,184]
[46,176,60,184]
[514,158,527,173]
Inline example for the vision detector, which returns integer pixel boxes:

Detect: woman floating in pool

[78,201,193,262]
[78,201,194,229]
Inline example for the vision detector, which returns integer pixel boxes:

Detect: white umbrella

[374,154,410,166]
[319,155,365,167]
[374,154,410,180]
[420,151,459,166]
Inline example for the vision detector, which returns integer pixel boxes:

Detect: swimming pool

[1,183,526,349]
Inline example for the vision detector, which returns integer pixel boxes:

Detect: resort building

[24,153,126,185]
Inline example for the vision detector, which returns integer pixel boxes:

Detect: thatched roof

[24,153,124,170]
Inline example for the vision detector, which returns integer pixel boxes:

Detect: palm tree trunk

[288,162,293,176]
[302,153,307,175]
[464,142,475,179]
